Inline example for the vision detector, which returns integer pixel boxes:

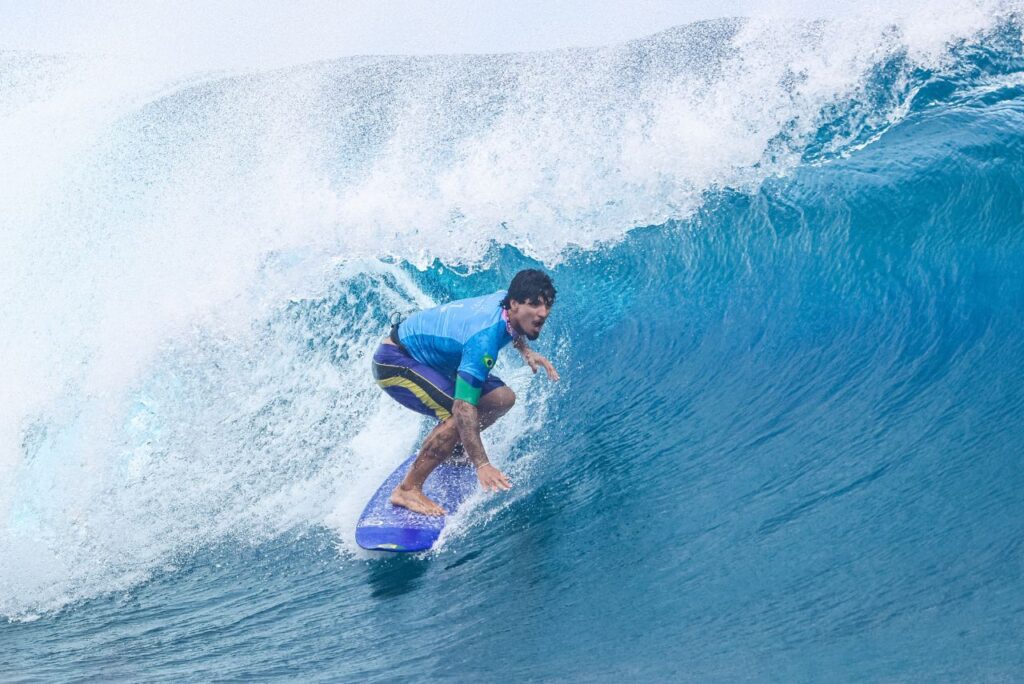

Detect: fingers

[484,479,511,492]
[528,353,559,381]
[478,466,513,492]
[527,352,539,373]
[490,470,511,490]
[541,359,560,382]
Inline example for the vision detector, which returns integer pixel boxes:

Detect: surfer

[371,269,558,516]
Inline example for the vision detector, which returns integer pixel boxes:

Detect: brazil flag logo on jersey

[483,354,495,369]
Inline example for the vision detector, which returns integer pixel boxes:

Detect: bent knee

[485,386,516,413]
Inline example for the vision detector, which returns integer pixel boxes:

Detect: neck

[501,308,522,339]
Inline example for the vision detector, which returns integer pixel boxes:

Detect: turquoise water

[2,12,1023,681]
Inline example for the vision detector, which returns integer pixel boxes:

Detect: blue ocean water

[2,12,1024,682]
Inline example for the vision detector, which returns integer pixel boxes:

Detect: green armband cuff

[454,376,482,405]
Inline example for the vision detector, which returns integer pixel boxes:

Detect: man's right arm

[453,399,511,491]
[453,399,488,467]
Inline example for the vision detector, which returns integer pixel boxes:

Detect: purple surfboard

[355,454,478,552]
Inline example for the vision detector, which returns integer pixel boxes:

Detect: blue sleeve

[454,330,499,405]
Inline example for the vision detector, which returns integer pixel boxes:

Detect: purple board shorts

[371,343,506,421]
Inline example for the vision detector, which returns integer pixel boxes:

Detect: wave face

[2,8,1024,681]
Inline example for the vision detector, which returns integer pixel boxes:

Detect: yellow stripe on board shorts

[377,375,453,421]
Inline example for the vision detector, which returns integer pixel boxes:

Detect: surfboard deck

[355,453,478,552]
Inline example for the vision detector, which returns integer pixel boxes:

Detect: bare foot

[390,485,446,516]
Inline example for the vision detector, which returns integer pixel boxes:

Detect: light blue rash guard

[397,290,518,405]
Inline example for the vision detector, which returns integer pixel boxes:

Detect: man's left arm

[513,337,560,382]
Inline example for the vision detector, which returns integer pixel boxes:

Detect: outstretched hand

[524,351,560,382]
[477,463,512,492]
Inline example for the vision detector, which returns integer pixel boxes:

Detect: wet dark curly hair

[500,269,556,310]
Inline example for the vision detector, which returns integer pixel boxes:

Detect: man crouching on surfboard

[371,269,558,516]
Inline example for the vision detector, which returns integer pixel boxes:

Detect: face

[508,298,551,341]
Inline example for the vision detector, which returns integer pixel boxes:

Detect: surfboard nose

[355,455,478,553]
